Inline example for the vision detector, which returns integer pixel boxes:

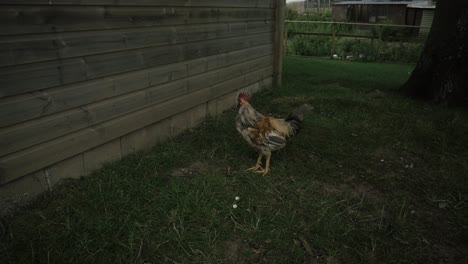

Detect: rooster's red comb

[238,92,250,100]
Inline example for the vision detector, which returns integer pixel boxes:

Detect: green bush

[371,21,416,40]
[377,41,423,63]
[335,39,378,61]
[287,35,423,63]
[289,36,334,57]
[286,9,301,20]
[285,10,423,63]
[286,9,332,22]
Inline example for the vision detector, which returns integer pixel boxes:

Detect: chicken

[236,92,312,175]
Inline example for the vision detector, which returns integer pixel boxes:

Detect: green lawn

[1,57,467,263]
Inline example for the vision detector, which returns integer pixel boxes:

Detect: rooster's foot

[255,168,269,176]
[246,165,263,172]
[255,154,270,176]
[246,154,263,172]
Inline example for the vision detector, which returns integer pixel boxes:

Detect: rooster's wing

[247,117,289,152]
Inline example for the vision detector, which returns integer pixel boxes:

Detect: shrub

[285,11,423,63]
[287,35,423,63]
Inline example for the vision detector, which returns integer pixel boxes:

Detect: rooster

[236,92,312,175]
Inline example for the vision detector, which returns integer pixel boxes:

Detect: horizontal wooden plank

[0,70,274,184]
[0,32,273,98]
[0,0,275,8]
[0,44,274,128]
[288,31,375,39]
[0,20,274,67]
[0,55,273,156]
[0,6,274,36]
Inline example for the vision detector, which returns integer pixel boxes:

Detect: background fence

[286,20,429,63]
[0,0,286,211]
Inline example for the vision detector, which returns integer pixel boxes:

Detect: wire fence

[285,20,430,63]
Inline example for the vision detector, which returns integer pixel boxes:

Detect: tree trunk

[402,0,468,106]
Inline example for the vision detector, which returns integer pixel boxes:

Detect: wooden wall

[332,5,348,22]
[287,1,306,14]
[332,4,408,25]
[0,0,285,211]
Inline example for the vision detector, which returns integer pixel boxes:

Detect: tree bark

[402,0,468,106]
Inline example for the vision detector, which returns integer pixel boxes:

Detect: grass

[1,57,467,263]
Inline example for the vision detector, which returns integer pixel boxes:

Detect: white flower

[235,196,240,201]
[232,204,238,209]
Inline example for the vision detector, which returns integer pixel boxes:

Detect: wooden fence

[285,20,429,62]
[0,0,286,211]
[286,20,431,41]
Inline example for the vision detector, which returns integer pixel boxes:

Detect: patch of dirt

[332,97,373,110]
[321,183,345,195]
[353,183,384,200]
[170,161,235,177]
[223,240,265,264]
[420,209,467,263]
[293,235,341,264]
[171,161,208,177]
[271,96,315,106]
[367,89,387,99]
[325,256,341,264]
[372,146,393,157]
[0,217,6,239]
[372,146,424,175]
[321,182,384,201]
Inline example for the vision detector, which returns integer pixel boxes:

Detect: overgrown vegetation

[287,8,333,22]
[1,58,467,263]
[286,10,425,63]
[288,36,423,63]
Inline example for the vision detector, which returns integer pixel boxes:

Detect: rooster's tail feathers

[285,104,313,136]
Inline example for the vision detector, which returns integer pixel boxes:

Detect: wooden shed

[332,1,427,25]
[0,0,286,212]
[287,0,334,14]
[406,1,436,35]
[287,0,307,14]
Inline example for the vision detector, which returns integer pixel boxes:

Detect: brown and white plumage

[235,92,312,175]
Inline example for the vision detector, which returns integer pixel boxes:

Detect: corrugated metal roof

[333,1,412,5]
[332,1,436,9]
[407,2,436,9]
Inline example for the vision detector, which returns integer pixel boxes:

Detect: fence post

[376,25,383,60]
[284,22,289,56]
[331,23,336,58]
[274,0,286,88]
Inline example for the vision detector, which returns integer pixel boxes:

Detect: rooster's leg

[256,154,271,176]
[246,153,263,171]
